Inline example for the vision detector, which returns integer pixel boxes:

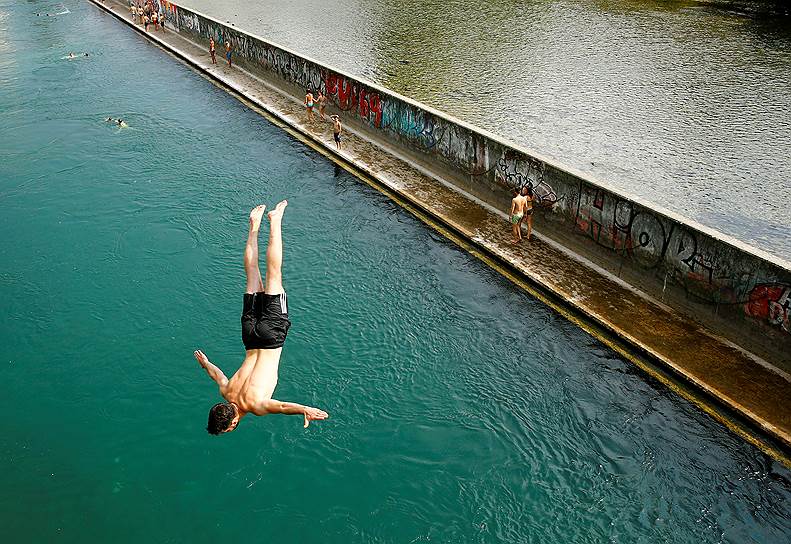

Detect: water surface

[1,2,790,542]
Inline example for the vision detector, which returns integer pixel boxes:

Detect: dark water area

[1,1,790,542]
[185,0,791,260]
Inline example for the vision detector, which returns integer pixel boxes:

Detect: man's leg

[245,205,266,293]
[264,200,288,295]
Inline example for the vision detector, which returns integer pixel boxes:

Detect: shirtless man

[331,115,342,150]
[209,37,217,65]
[509,189,528,243]
[194,201,329,434]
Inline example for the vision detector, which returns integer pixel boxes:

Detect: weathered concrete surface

[90,0,791,455]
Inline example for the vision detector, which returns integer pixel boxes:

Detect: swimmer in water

[194,201,329,434]
[68,52,75,59]
[117,119,127,128]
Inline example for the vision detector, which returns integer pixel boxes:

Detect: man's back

[512,195,526,214]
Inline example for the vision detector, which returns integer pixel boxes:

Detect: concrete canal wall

[161,2,791,368]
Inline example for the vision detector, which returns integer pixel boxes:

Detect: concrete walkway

[92,0,790,459]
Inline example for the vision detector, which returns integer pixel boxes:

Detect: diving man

[195,201,329,434]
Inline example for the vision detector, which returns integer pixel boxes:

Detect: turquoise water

[1,2,790,542]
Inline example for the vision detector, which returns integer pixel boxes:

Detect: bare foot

[249,204,266,230]
[267,199,288,221]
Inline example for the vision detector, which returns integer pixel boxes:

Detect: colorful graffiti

[570,184,791,309]
[323,73,383,128]
[744,284,791,334]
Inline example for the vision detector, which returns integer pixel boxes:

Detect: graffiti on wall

[571,184,791,313]
[744,284,791,334]
[494,150,557,206]
[168,4,791,343]
[323,73,383,128]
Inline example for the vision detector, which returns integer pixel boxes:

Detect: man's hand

[193,349,229,388]
[194,350,210,368]
[303,406,329,428]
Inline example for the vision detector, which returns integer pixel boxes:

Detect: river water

[1,1,790,542]
[182,0,791,260]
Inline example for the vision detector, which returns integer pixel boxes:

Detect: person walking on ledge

[509,188,527,243]
[209,37,217,65]
[195,201,329,434]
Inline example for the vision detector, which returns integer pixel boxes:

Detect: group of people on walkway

[130,0,165,32]
[304,90,342,150]
[208,37,233,67]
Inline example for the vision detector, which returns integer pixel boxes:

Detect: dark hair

[207,402,236,435]
[523,186,534,197]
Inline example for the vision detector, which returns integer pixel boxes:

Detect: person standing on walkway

[137,5,144,25]
[225,41,233,67]
[209,38,217,65]
[317,91,327,119]
[143,13,150,32]
[194,202,329,435]
[151,10,158,31]
[331,115,342,150]
[130,2,137,23]
[304,90,315,120]
[521,186,535,241]
[509,189,528,243]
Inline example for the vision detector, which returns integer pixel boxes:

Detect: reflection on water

[184,0,791,259]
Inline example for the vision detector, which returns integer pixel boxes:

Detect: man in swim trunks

[509,189,528,243]
[209,38,217,65]
[304,90,315,120]
[331,115,342,150]
[194,201,329,434]
[225,41,233,67]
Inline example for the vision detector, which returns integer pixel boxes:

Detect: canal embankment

[90,0,791,459]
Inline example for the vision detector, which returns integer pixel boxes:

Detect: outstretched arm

[194,350,229,388]
[260,399,329,428]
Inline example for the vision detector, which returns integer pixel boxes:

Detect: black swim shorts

[333,132,341,143]
[241,292,291,350]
